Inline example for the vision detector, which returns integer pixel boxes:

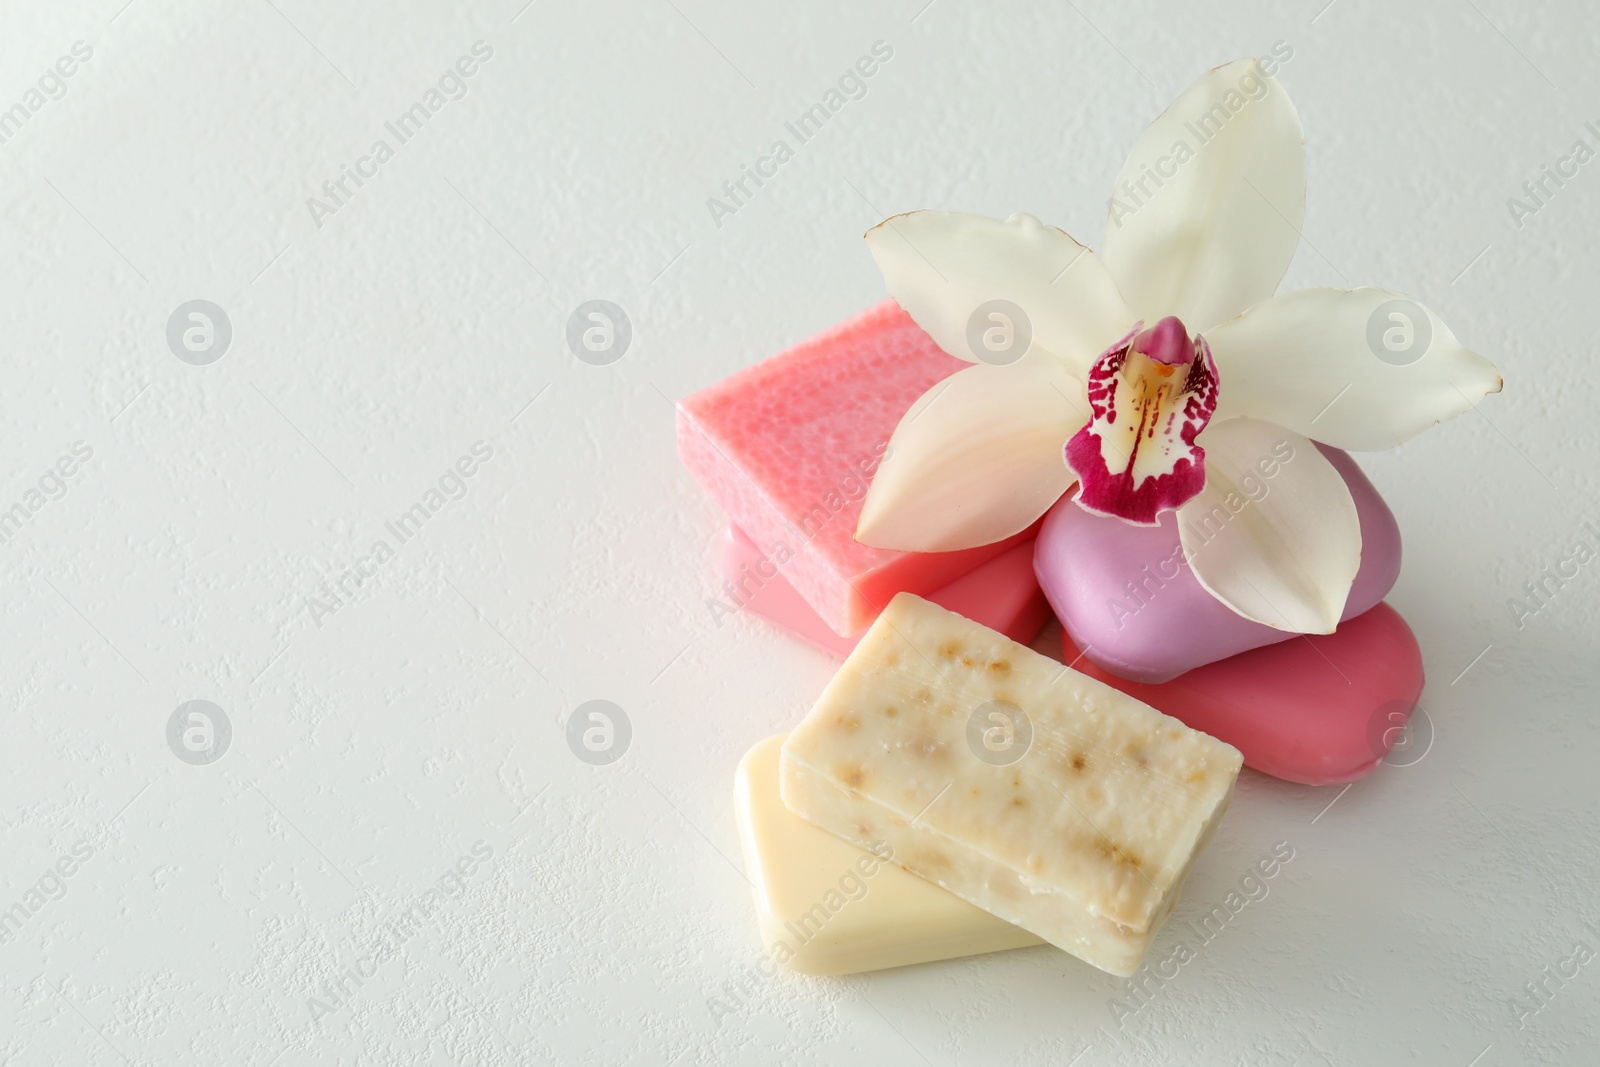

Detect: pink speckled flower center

[1063,316,1219,526]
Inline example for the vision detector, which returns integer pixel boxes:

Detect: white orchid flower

[854,57,1502,635]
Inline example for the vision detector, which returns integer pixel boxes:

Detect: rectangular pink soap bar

[721,525,1051,658]
[678,300,1030,636]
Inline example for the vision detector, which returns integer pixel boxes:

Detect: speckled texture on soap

[3,0,1598,1064]
[781,594,1241,975]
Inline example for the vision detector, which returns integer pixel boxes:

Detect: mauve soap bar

[1035,446,1402,683]
[679,301,1027,636]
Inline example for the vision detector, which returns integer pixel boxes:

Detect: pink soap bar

[721,525,1051,658]
[679,301,1028,636]
[1035,445,1402,683]
[1062,601,1425,785]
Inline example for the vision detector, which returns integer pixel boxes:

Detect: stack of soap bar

[1063,601,1424,786]
[721,525,1051,658]
[678,300,1030,637]
[735,735,1042,975]
[780,594,1243,977]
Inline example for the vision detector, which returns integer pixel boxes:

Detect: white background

[2,0,1598,1064]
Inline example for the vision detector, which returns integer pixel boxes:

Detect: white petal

[1177,417,1360,634]
[865,210,1134,377]
[1206,287,1504,450]
[1102,58,1306,330]
[857,362,1088,552]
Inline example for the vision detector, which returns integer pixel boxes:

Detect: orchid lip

[1063,316,1219,526]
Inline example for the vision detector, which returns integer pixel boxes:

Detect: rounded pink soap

[1062,601,1425,786]
[1035,446,1402,683]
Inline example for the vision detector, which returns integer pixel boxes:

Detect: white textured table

[3,1,1598,1064]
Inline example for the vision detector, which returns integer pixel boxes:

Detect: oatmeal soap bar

[780,594,1243,977]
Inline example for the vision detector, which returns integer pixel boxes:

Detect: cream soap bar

[735,735,1042,976]
[779,594,1243,977]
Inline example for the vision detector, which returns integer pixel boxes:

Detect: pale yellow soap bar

[734,735,1042,976]
[780,593,1243,977]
